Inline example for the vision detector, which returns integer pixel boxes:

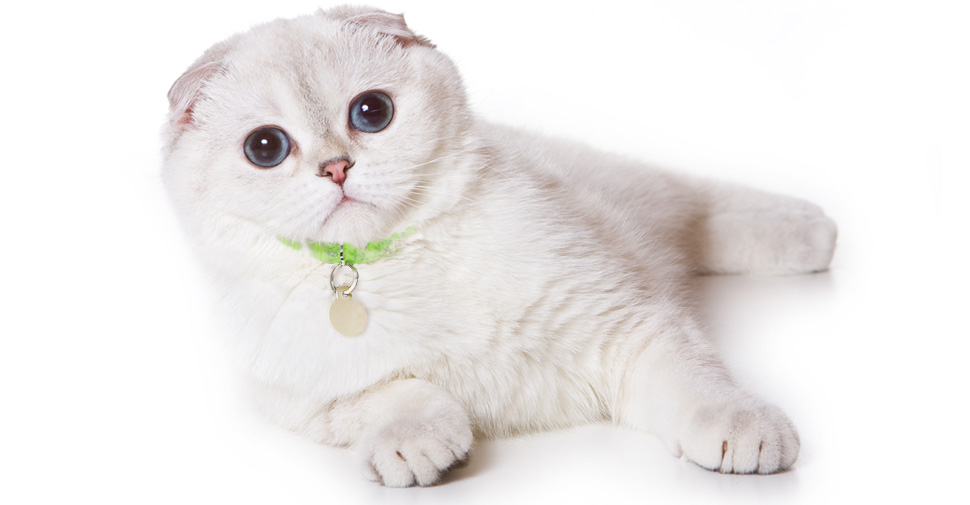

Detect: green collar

[279,226,417,265]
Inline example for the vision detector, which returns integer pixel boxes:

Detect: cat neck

[279,226,418,265]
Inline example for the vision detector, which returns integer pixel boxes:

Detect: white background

[1,1,967,503]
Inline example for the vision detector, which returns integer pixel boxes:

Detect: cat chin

[314,202,396,245]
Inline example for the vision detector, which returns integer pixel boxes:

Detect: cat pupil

[244,127,290,168]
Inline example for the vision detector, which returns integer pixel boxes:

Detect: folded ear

[321,6,434,48]
[166,52,225,132]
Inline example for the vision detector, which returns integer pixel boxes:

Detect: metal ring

[329,263,359,296]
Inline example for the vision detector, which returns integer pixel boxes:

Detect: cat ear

[321,6,434,48]
[166,60,223,131]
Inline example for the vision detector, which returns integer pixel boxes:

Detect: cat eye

[244,127,291,168]
[349,91,394,133]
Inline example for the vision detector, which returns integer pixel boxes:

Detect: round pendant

[329,286,367,337]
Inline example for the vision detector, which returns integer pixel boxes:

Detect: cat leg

[691,181,837,275]
[614,320,799,474]
[260,378,473,487]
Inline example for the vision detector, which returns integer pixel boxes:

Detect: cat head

[162,7,475,248]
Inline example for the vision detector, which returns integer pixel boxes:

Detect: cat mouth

[337,190,375,208]
[331,192,376,212]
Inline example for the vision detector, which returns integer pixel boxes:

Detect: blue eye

[244,127,290,168]
[349,91,394,133]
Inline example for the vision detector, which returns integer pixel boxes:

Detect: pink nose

[319,158,353,185]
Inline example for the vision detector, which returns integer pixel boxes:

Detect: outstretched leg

[528,137,836,276]
[614,317,799,474]
[691,180,837,276]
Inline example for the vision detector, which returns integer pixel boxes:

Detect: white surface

[1,1,967,503]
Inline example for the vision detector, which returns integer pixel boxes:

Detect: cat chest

[229,245,644,402]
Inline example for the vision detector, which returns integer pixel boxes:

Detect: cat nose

[318,157,354,185]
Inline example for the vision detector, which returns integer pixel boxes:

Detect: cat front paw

[677,400,800,474]
[358,412,473,487]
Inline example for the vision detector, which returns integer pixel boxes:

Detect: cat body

[163,6,835,486]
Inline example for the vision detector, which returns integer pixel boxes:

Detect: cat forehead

[196,15,415,138]
[226,15,410,87]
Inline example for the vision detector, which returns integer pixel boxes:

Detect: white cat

[162,6,836,487]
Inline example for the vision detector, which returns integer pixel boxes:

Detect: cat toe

[369,446,416,487]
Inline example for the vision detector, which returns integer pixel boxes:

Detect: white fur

[162,7,835,486]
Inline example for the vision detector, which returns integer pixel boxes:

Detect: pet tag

[329,285,367,337]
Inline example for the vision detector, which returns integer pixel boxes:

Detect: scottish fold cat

[162,5,836,487]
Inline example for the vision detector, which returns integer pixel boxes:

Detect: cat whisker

[383,143,495,175]
[407,186,474,203]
